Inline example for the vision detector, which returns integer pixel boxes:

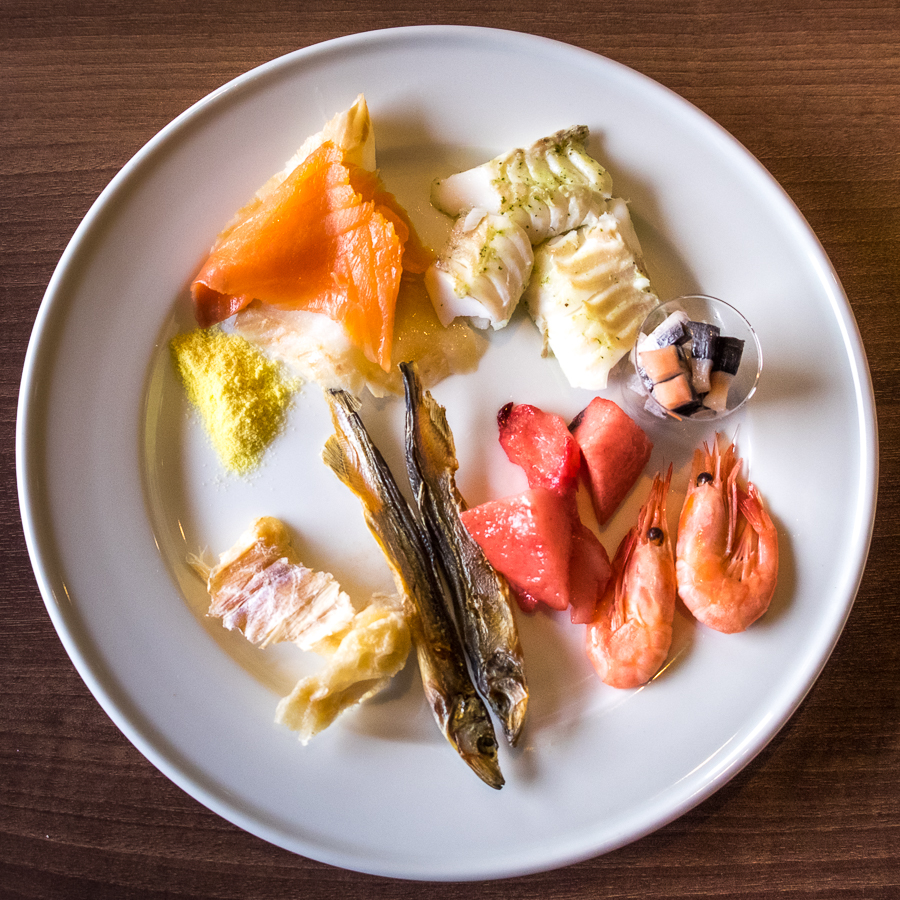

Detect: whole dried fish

[401,362,528,746]
[322,388,504,789]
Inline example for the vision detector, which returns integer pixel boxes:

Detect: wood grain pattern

[2,1,898,897]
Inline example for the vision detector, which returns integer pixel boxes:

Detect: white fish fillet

[424,209,534,329]
[234,295,487,398]
[234,304,394,398]
[431,126,613,245]
[426,126,614,329]
[523,199,659,390]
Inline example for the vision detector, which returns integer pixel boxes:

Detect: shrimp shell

[675,436,779,634]
[586,466,676,689]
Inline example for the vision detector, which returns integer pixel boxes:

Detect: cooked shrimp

[675,436,778,634]
[586,466,676,689]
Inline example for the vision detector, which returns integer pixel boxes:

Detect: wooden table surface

[2,2,898,897]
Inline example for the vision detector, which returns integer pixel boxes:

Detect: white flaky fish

[234,291,487,399]
[424,209,534,329]
[431,126,613,244]
[425,126,614,330]
[195,516,356,651]
[523,198,659,390]
[276,598,412,744]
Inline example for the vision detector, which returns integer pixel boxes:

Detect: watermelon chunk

[461,488,574,613]
[497,402,581,496]
[461,486,612,621]
[570,397,652,525]
[568,520,612,624]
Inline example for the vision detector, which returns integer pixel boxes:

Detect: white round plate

[17,26,877,881]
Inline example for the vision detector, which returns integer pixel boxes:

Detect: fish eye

[477,734,498,754]
[647,526,664,544]
[697,472,713,485]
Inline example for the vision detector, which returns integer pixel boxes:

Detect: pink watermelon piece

[568,520,612,624]
[461,488,574,613]
[497,402,581,497]
[569,398,653,525]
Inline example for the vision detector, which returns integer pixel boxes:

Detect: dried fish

[193,517,412,744]
[276,597,412,744]
[322,389,504,789]
[401,362,529,746]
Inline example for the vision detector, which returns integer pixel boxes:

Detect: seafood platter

[17,27,876,880]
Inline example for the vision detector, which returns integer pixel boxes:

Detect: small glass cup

[624,295,762,423]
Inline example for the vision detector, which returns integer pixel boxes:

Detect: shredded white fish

[197,516,356,651]
[234,304,393,399]
[193,516,413,743]
[234,296,486,399]
[276,597,412,744]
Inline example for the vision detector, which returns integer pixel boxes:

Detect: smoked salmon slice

[192,140,429,371]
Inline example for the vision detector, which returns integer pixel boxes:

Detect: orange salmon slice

[192,141,429,371]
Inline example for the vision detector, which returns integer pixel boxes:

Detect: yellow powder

[170,326,298,474]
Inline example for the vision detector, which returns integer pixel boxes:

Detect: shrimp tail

[725,520,756,582]
[738,482,779,583]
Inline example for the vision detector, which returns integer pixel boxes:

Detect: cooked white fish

[234,282,488,398]
[424,210,534,329]
[426,126,615,330]
[431,126,613,245]
[234,304,391,398]
[523,199,659,390]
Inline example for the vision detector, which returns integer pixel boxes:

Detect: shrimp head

[586,466,676,689]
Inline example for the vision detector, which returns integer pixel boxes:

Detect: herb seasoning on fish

[322,389,504,789]
[401,362,528,746]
